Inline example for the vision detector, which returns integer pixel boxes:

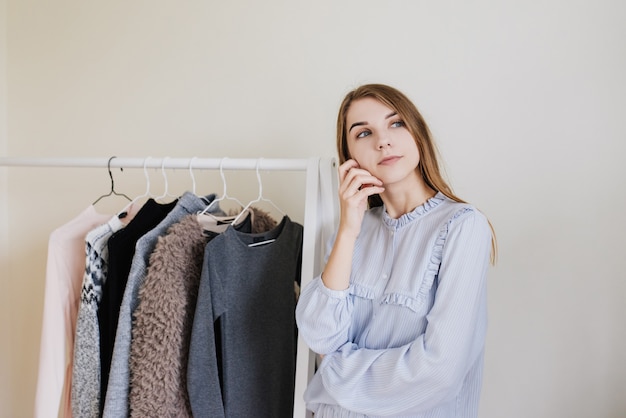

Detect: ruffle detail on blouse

[382,206,476,313]
[382,192,445,229]
[380,292,420,313]
[420,207,475,300]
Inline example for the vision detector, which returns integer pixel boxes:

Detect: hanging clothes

[102,192,220,418]
[71,209,137,418]
[22,156,337,418]
[187,215,303,418]
[34,206,111,418]
[128,208,277,417]
[98,198,178,408]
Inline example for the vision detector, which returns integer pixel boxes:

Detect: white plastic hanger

[188,156,199,196]
[199,157,245,216]
[232,158,285,226]
[155,156,178,202]
[116,156,154,218]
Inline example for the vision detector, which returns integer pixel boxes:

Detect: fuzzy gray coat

[128,209,276,417]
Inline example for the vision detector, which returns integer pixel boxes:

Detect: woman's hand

[337,159,384,238]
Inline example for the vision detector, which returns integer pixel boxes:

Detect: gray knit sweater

[187,215,303,418]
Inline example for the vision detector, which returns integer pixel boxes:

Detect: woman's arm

[295,276,354,354]
[295,160,383,353]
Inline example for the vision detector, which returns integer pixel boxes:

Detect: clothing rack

[0,156,338,418]
[0,156,316,171]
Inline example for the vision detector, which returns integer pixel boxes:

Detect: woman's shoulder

[403,192,484,226]
[437,198,491,244]
[442,198,478,216]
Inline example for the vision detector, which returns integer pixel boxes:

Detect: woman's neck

[380,179,436,219]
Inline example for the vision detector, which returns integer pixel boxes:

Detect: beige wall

[2,1,626,417]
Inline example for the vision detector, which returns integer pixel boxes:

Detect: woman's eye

[356,130,371,139]
[391,120,405,128]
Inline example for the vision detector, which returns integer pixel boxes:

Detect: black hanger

[93,156,132,205]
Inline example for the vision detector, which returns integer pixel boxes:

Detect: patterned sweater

[71,214,128,417]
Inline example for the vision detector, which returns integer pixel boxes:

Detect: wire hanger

[93,156,132,205]
[232,158,285,225]
[199,157,245,216]
[155,156,178,202]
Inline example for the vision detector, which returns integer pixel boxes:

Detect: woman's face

[345,97,421,189]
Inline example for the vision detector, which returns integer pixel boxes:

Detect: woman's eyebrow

[349,121,366,133]
[349,112,398,133]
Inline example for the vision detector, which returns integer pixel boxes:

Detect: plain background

[1,1,625,417]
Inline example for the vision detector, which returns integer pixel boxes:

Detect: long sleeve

[186,244,225,418]
[296,195,492,417]
[295,277,354,354]
[34,206,110,418]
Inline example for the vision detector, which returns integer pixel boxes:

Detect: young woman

[295,84,496,417]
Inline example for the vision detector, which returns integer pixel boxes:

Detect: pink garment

[34,204,138,418]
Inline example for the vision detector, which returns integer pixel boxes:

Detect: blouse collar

[381,191,446,229]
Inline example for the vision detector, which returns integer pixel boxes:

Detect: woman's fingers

[339,160,382,193]
[338,159,360,183]
[344,173,383,198]
[336,160,384,235]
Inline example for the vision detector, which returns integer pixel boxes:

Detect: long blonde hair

[336,83,497,264]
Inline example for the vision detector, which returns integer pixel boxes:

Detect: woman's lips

[379,155,401,165]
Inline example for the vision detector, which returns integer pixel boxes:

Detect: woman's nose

[376,134,391,149]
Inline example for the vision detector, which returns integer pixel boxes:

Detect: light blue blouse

[295,192,492,417]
